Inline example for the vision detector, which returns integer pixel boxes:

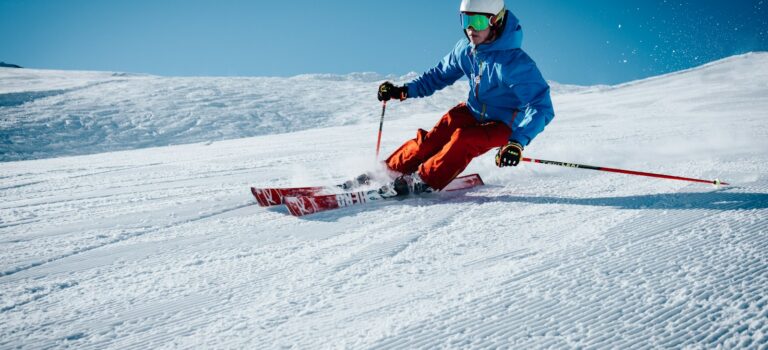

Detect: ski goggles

[461,13,494,31]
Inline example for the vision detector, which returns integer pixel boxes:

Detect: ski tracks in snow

[1,157,767,348]
[0,157,265,347]
[370,181,768,349]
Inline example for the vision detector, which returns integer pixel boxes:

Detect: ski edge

[285,190,383,217]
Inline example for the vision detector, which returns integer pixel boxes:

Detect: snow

[1,53,768,348]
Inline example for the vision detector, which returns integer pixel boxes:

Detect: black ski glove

[378,82,408,102]
[495,141,524,167]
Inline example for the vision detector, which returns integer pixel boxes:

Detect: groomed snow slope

[1,53,768,349]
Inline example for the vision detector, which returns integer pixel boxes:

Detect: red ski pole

[522,157,728,186]
[375,101,387,159]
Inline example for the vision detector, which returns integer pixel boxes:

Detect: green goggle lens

[461,13,492,31]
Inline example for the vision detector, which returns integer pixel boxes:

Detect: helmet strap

[488,9,506,41]
[490,8,505,28]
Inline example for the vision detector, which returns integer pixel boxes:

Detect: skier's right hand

[378,82,408,102]
[495,141,524,167]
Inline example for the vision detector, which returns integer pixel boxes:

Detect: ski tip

[284,197,303,216]
[469,173,485,186]
[250,187,264,206]
[251,187,281,207]
[443,173,485,192]
[284,196,320,217]
[250,187,267,207]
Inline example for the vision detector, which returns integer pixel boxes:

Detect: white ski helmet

[460,0,505,15]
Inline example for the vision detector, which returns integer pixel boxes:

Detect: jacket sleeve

[406,41,466,98]
[509,74,555,147]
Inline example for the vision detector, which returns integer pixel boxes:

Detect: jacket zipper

[473,51,487,121]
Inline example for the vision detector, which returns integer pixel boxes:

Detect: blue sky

[1,0,766,85]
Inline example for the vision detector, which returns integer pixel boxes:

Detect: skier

[378,0,555,195]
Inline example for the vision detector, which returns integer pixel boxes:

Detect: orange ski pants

[386,103,512,190]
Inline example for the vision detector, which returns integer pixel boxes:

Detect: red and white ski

[284,174,484,217]
[251,174,371,207]
[251,186,325,207]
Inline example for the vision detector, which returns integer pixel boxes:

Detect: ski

[284,174,484,217]
[251,174,371,207]
[251,185,325,207]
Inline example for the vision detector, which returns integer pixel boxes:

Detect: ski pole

[375,101,387,159]
[522,157,728,186]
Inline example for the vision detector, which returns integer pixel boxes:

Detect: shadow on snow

[483,190,768,211]
[290,189,768,222]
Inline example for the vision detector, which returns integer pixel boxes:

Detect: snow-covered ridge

[0,68,467,162]
[570,52,768,94]
[1,52,767,162]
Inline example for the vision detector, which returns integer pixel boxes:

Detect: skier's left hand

[378,82,408,102]
[495,141,524,167]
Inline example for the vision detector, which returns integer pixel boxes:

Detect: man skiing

[378,0,555,195]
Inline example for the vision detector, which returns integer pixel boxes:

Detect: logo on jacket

[518,105,537,128]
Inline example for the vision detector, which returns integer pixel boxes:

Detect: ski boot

[391,173,434,196]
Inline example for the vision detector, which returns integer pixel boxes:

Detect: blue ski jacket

[405,11,554,147]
